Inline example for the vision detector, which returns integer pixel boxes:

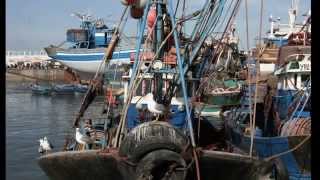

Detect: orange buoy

[121,0,147,8]
[147,6,156,28]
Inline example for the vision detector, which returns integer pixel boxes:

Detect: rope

[248,64,253,157]
[265,135,310,161]
[115,10,162,147]
[244,0,250,51]
[245,0,252,142]
[73,7,129,128]
[288,79,311,121]
[114,10,202,148]
[196,0,242,94]
[94,7,129,80]
[103,63,119,148]
[249,0,264,157]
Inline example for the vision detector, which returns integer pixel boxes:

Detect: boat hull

[44,47,134,73]
[228,129,311,179]
[38,150,134,180]
[31,85,52,95]
[38,149,275,180]
[52,84,76,94]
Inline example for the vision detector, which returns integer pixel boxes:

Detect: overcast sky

[6,0,310,51]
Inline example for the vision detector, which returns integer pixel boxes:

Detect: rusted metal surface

[277,45,310,66]
[129,47,177,65]
[252,47,279,63]
[38,150,136,180]
[197,150,274,180]
[38,148,275,180]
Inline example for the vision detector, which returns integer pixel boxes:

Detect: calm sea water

[6,83,104,180]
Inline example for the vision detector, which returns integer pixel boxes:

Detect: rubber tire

[119,121,189,162]
[135,149,187,180]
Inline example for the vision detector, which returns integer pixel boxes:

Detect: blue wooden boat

[30,84,52,95]
[74,84,89,93]
[226,44,311,179]
[44,12,135,73]
[38,1,305,179]
[52,84,76,94]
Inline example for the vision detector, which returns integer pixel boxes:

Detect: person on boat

[84,119,94,135]
[84,119,95,149]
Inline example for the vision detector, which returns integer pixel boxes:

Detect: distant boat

[30,84,52,95]
[74,84,89,93]
[52,84,76,94]
[44,12,136,73]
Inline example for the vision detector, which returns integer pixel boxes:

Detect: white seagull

[144,93,165,114]
[75,128,98,149]
[38,136,53,154]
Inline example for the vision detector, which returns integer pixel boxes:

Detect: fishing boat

[74,84,89,93]
[30,84,52,95]
[38,1,291,179]
[224,2,311,179]
[52,84,76,95]
[44,12,136,73]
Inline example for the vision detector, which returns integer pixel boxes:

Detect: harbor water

[6,82,105,180]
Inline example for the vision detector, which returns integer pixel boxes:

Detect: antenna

[288,0,299,31]
[269,14,275,38]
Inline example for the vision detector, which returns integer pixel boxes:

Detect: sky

[6,0,310,51]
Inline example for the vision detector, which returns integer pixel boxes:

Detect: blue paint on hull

[52,50,135,62]
[229,130,311,180]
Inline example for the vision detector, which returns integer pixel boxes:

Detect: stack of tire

[119,121,189,180]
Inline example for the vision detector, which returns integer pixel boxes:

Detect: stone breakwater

[6,69,66,83]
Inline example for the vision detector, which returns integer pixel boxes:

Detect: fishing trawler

[224,2,311,179]
[44,12,136,73]
[38,1,295,179]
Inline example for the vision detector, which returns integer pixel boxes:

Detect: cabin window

[289,61,299,69]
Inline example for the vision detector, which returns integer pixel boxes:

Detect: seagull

[75,128,98,150]
[144,93,165,114]
[38,136,53,154]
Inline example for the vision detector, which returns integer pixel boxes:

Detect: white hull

[57,58,131,73]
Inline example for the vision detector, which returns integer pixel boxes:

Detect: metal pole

[168,1,196,147]
[129,1,151,90]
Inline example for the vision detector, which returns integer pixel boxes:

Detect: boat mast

[153,0,165,104]
[288,0,299,33]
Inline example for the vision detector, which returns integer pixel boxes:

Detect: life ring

[119,121,189,162]
[135,149,187,180]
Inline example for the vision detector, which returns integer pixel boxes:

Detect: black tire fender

[119,121,189,162]
[135,149,187,180]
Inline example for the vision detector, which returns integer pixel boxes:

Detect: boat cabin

[275,52,310,91]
